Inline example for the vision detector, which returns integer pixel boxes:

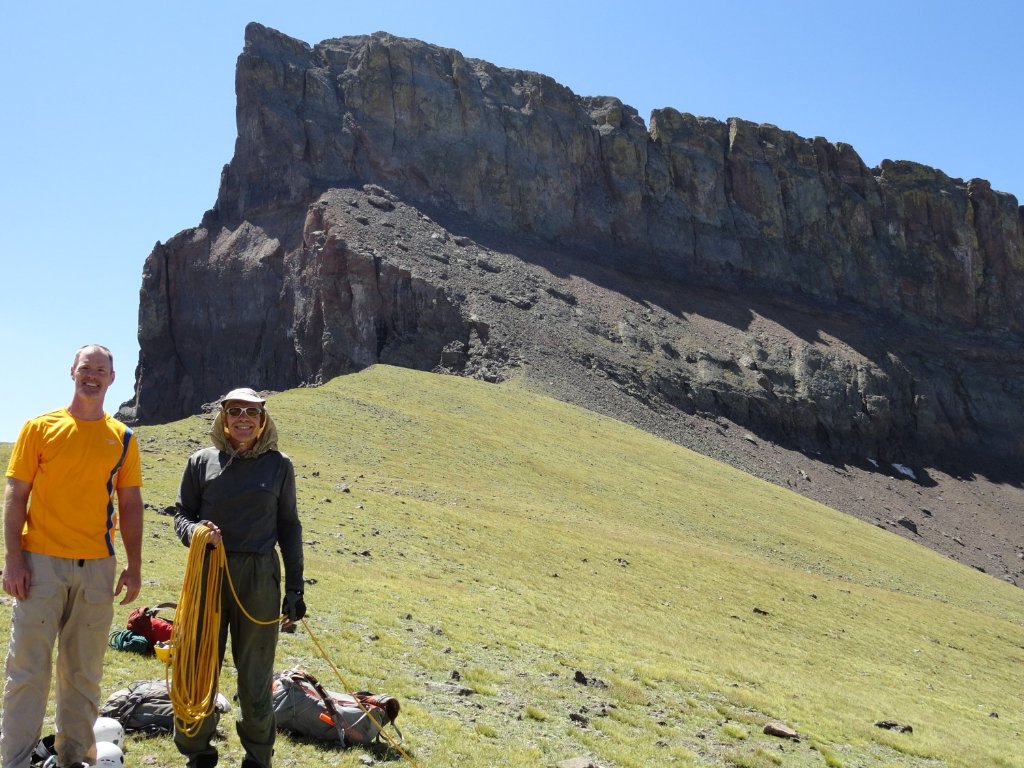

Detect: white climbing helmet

[95,740,124,767]
[94,716,125,747]
[215,691,232,713]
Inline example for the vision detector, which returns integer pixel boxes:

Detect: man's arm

[114,486,144,605]
[2,478,32,600]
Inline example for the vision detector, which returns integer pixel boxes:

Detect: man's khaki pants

[1,553,115,768]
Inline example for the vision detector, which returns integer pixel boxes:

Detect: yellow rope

[301,618,421,767]
[169,528,419,765]
[169,526,225,736]
[169,527,284,736]
[223,561,281,626]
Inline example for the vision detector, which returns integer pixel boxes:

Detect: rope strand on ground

[301,618,421,767]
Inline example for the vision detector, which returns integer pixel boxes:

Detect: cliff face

[212,24,1022,331]
[125,22,1024,477]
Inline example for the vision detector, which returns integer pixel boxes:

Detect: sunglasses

[224,406,264,418]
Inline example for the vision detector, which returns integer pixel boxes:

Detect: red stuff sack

[125,602,176,647]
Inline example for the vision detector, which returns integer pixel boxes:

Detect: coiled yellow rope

[168,526,282,735]
[167,528,419,766]
[169,526,226,736]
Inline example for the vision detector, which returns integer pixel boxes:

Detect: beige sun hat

[219,387,266,406]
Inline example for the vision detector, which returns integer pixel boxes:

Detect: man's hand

[1,554,30,600]
[114,566,141,605]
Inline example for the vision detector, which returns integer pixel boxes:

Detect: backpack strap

[361,693,402,743]
[147,601,178,619]
[287,670,348,744]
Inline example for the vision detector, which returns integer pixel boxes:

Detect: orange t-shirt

[6,408,142,558]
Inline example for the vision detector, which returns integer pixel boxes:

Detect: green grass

[1,364,1022,767]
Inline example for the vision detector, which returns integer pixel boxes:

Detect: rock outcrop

[123,23,1024,479]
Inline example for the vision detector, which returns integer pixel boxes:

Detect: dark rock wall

[125,23,1024,474]
[214,24,1022,332]
[128,191,472,422]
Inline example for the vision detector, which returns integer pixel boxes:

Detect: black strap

[286,670,347,743]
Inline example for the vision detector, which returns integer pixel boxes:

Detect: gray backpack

[100,680,228,734]
[100,680,176,733]
[271,669,401,747]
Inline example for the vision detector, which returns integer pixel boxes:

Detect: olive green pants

[174,552,281,768]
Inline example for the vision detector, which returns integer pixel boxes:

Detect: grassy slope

[1,365,1021,768]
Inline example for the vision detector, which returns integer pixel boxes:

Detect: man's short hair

[73,344,114,371]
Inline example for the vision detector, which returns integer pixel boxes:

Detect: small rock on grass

[875,719,913,733]
[763,721,799,740]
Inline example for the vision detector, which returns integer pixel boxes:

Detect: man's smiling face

[71,347,114,403]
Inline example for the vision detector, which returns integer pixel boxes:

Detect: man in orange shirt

[2,345,144,768]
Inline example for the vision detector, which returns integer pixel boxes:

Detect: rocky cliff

[124,22,1024,481]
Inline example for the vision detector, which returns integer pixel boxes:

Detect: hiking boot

[192,754,218,768]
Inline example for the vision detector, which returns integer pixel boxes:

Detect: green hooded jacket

[173,409,304,593]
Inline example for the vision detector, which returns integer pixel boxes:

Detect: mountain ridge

[121,23,1023,585]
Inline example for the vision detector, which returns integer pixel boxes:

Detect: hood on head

[211,407,279,457]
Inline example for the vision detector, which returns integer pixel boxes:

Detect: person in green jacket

[172,388,305,768]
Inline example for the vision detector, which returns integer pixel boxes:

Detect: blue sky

[2,1,1021,441]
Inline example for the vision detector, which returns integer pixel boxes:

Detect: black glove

[282,590,307,621]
